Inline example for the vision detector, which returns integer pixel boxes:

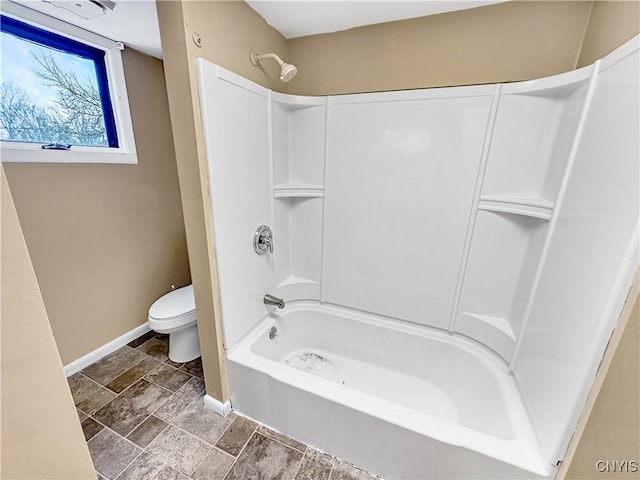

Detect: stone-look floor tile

[145,364,191,392]
[137,338,169,362]
[97,474,108,480]
[192,447,234,480]
[115,451,164,480]
[87,428,141,480]
[153,392,196,423]
[106,357,160,394]
[126,415,168,448]
[82,347,147,385]
[94,379,173,436]
[155,334,169,343]
[76,387,117,415]
[172,399,235,444]
[295,449,334,480]
[146,425,211,476]
[179,357,204,378]
[68,373,102,404]
[81,417,104,441]
[176,376,205,399]
[152,465,190,480]
[329,460,378,480]
[256,425,307,453]
[215,415,257,456]
[165,359,183,368]
[224,432,303,480]
[77,409,88,422]
[127,330,157,348]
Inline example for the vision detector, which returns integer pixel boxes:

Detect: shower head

[250,51,298,83]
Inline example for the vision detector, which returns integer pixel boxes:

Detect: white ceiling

[246,1,507,39]
[6,1,508,59]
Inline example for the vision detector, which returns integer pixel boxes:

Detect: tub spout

[264,294,285,309]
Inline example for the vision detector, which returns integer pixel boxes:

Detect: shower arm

[250,52,285,67]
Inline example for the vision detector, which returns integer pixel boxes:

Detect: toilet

[148,284,201,363]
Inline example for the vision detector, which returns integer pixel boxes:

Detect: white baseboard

[203,394,233,417]
[64,323,151,377]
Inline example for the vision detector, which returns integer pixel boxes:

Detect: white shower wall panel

[513,40,640,462]
[196,61,274,348]
[323,88,494,328]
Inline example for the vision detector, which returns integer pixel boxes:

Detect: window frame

[0,2,137,164]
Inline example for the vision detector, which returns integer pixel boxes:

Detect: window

[0,3,136,163]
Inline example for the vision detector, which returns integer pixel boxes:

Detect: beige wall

[3,48,190,364]
[287,1,593,95]
[578,1,640,67]
[157,0,288,401]
[1,165,96,479]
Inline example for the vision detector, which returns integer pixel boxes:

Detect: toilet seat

[148,285,196,333]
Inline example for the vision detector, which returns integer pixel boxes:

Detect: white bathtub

[226,303,553,479]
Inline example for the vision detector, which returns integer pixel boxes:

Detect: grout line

[226,429,262,474]
[163,419,216,447]
[252,422,308,453]
[291,446,308,479]
[253,430,305,454]
[218,420,258,458]
[327,459,335,480]
[188,444,214,477]
[113,449,144,480]
[213,414,241,449]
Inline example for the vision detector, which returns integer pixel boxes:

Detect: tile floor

[69,332,380,480]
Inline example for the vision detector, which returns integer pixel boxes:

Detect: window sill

[1,144,138,165]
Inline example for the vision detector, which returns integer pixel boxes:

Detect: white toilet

[148,284,201,363]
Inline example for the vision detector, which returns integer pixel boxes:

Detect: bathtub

[226,302,553,479]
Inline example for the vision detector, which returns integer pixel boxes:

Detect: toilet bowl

[148,284,201,363]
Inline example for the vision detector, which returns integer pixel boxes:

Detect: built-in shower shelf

[501,64,592,98]
[277,275,319,288]
[460,312,516,340]
[456,312,516,361]
[274,183,324,198]
[272,91,326,111]
[276,275,321,299]
[478,196,554,221]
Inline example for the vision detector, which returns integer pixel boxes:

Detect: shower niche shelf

[274,183,324,198]
[481,66,592,203]
[455,210,549,361]
[271,93,326,188]
[273,196,323,301]
[457,312,516,360]
[454,66,595,361]
[271,91,326,301]
[272,91,326,110]
[477,196,554,221]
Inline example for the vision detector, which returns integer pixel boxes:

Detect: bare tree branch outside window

[0,52,108,146]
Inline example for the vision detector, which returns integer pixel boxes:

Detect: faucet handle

[262,236,273,253]
[253,225,273,255]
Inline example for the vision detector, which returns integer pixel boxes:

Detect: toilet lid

[149,284,195,320]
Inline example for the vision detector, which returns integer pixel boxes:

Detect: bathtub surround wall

[156,0,289,402]
[512,42,640,463]
[3,48,190,365]
[560,276,639,479]
[1,166,96,479]
[157,0,639,406]
[195,36,639,478]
